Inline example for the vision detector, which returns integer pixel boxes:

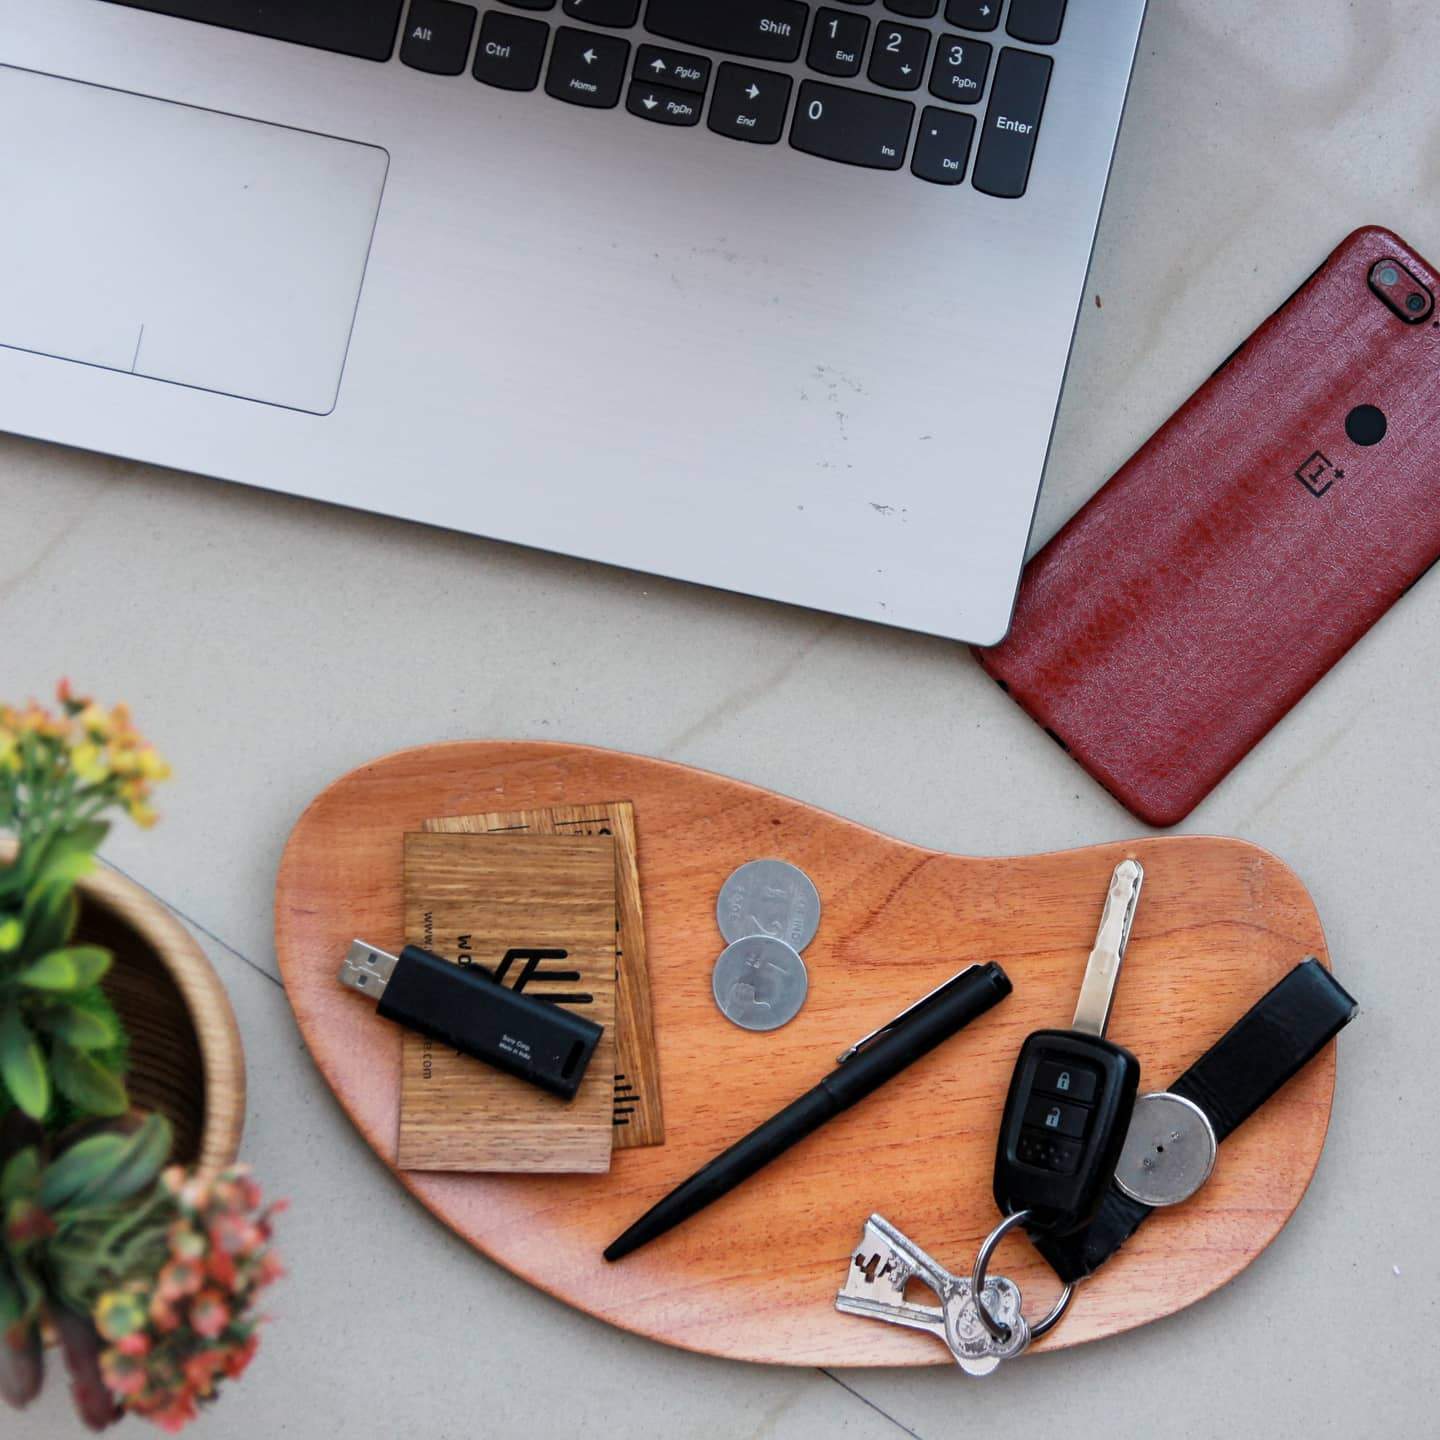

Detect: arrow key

[708,62,792,145]
[544,25,630,108]
[868,21,929,92]
[626,79,703,126]
[634,45,712,96]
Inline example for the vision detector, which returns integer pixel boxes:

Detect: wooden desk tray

[275,741,1336,1366]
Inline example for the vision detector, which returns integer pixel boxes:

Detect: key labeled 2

[791,82,914,171]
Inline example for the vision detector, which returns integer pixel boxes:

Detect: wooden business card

[423,801,664,1150]
[397,831,616,1174]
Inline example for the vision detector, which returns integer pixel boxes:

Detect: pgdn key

[790,82,914,171]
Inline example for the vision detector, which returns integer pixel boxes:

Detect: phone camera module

[1370,257,1434,324]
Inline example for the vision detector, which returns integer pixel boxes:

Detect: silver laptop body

[0,0,1147,643]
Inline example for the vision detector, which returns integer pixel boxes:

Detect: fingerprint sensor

[1345,404,1387,446]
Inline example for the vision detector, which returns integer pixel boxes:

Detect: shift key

[644,0,810,64]
[972,47,1052,199]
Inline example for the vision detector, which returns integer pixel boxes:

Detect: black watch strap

[1033,959,1358,1285]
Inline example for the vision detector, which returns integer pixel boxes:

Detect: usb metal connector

[338,940,399,998]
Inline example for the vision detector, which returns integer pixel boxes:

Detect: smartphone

[976,226,1440,827]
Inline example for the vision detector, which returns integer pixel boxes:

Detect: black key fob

[993,1029,1140,1235]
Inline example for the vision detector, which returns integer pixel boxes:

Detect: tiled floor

[6,3,1439,1435]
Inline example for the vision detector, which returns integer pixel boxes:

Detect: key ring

[970,1210,1075,1343]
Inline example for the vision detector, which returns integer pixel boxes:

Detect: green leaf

[70,1114,171,1210]
[50,1044,127,1121]
[0,1148,39,1205]
[17,946,111,993]
[0,915,21,955]
[25,823,107,893]
[36,1133,129,1211]
[33,1004,118,1051]
[18,880,78,963]
[0,1010,49,1121]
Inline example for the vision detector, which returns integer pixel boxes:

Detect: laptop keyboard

[103,0,1066,195]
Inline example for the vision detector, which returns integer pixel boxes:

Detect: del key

[993,860,1144,1236]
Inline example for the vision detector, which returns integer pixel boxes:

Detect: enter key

[972,47,1053,199]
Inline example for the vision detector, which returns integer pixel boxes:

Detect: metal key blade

[1071,859,1144,1037]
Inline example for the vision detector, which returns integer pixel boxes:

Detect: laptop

[0,0,1147,644]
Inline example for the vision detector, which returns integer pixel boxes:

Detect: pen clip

[836,964,978,1064]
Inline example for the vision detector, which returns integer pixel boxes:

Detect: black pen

[604,961,1012,1262]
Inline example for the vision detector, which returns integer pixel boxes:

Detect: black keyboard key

[634,45,711,94]
[972,46,1051,197]
[545,25,630,106]
[929,33,990,104]
[562,0,639,27]
[506,0,556,8]
[1007,0,1066,44]
[707,63,792,144]
[645,0,810,64]
[790,81,912,170]
[474,10,550,89]
[808,8,869,78]
[911,105,974,183]
[868,20,929,91]
[401,0,476,74]
[101,0,405,61]
[626,79,703,125]
[943,0,998,31]
[885,0,937,13]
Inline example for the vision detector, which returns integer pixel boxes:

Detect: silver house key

[835,1214,1029,1374]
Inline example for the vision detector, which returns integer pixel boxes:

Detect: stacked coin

[712,859,821,1032]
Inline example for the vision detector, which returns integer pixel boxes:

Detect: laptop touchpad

[0,67,387,415]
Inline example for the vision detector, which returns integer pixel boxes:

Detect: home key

[835,1215,1030,1376]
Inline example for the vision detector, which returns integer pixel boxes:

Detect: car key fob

[993,861,1144,1236]
[994,1029,1140,1234]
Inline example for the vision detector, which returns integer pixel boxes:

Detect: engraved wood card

[398,831,616,1174]
[423,802,664,1149]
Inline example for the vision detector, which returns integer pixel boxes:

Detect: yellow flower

[128,800,158,829]
[0,732,17,774]
[137,747,172,782]
[78,702,113,740]
[71,742,110,784]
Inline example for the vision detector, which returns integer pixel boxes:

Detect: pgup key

[993,860,1145,1236]
[836,1214,1029,1374]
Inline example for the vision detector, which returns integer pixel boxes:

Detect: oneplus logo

[1295,450,1345,497]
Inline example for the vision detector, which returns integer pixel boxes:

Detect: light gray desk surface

[6,3,1437,1435]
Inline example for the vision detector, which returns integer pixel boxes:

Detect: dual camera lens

[1370,259,1434,323]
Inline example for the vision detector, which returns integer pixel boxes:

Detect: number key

[790,80,914,170]
[868,20,929,91]
[929,34,990,104]
[808,8,871,78]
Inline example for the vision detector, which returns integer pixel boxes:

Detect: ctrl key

[474,11,550,92]
[912,106,976,185]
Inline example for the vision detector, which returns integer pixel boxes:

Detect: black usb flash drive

[339,940,603,1100]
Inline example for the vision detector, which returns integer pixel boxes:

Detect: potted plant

[0,684,280,1431]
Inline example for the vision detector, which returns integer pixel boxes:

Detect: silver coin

[1115,1092,1218,1207]
[716,859,821,951]
[712,935,809,1031]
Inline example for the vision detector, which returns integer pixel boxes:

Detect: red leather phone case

[977,226,1440,827]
